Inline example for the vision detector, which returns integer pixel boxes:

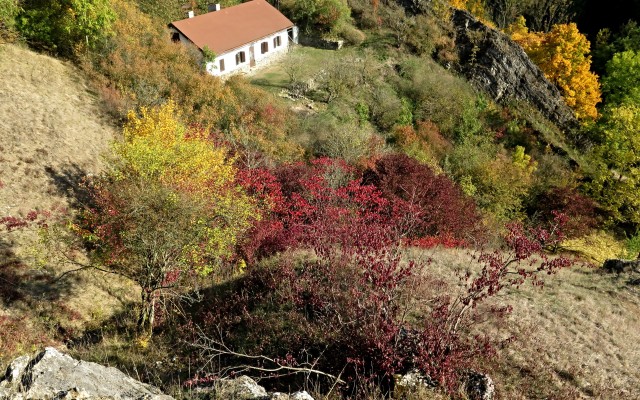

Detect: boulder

[0,347,173,399]
[603,259,640,274]
[289,392,314,400]
[214,376,269,400]
[464,370,494,400]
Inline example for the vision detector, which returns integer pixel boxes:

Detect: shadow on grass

[45,163,95,210]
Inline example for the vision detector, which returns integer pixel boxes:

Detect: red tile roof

[170,0,294,55]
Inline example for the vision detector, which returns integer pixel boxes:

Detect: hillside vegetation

[1,0,640,399]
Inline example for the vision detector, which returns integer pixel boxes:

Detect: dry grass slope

[0,44,116,217]
[425,249,640,399]
[0,44,135,364]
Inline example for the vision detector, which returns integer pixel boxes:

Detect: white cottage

[169,0,298,77]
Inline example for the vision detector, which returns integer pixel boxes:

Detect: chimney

[208,3,221,12]
[186,10,195,18]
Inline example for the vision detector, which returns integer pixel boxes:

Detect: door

[249,45,256,67]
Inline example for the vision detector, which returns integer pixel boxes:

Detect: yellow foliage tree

[448,0,493,27]
[83,102,257,334]
[509,20,602,120]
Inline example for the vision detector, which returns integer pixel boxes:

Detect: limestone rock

[0,347,173,400]
[269,391,314,400]
[289,391,314,400]
[393,370,437,399]
[449,9,579,135]
[215,376,269,400]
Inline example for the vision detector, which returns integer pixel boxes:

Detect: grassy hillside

[424,249,640,398]
[0,43,134,365]
[1,1,640,399]
[0,44,116,217]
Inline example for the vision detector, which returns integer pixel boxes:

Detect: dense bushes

[16,0,116,56]
[363,154,483,241]
[237,155,484,264]
[527,186,598,239]
[186,204,571,396]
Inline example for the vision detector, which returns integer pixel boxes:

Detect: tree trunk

[137,289,156,335]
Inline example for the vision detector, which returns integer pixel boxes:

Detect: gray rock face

[449,9,579,134]
[0,347,173,400]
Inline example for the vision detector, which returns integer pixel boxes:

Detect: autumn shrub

[446,137,536,222]
[526,186,598,239]
[396,58,481,138]
[335,22,366,45]
[562,231,625,264]
[186,209,572,396]
[237,158,396,264]
[311,117,378,163]
[362,153,483,241]
[73,103,256,334]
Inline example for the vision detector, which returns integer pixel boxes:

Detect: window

[273,36,281,47]
[171,32,180,42]
[261,41,268,54]
[235,51,246,65]
[219,59,225,72]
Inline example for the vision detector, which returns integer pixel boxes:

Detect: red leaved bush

[237,158,398,264]
[527,186,598,239]
[187,182,572,395]
[363,153,483,241]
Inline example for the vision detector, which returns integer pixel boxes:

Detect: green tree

[602,50,640,107]
[584,104,640,228]
[17,0,115,56]
[281,0,350,33]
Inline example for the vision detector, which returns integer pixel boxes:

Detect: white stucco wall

[205,28,292,77]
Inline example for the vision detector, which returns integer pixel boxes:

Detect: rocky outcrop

[213,376,270,400]
[449,9,579,134]
[191,376,315,400]
[0,347,173,400]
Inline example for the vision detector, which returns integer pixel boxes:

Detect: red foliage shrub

[186,206,572,395]
[237,158,398,264]
[405,235,467,249]
[527,186,598,239]
[362,153,483,241]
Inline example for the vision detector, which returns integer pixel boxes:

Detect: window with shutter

[235,51,246,65]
